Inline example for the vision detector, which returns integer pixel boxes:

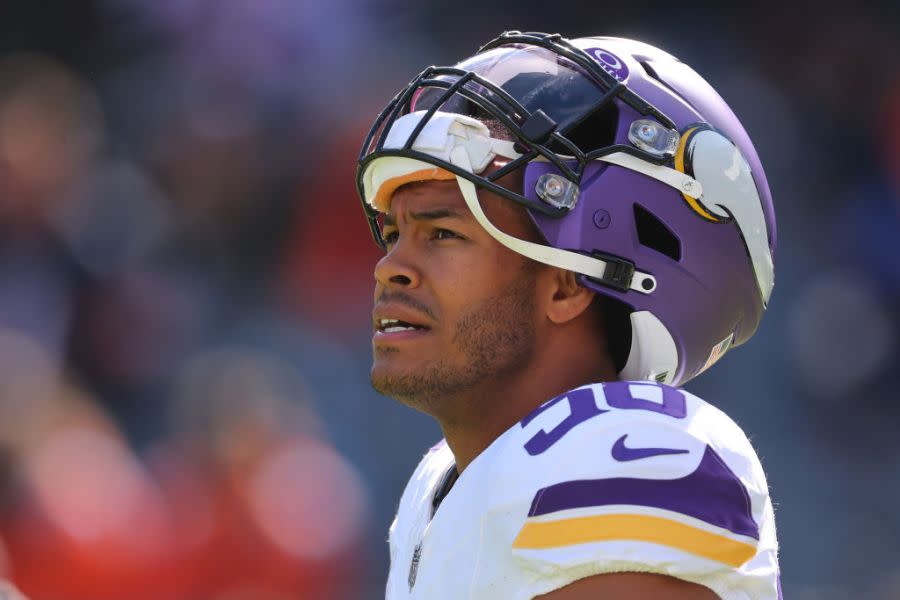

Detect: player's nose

[374,240,422,289]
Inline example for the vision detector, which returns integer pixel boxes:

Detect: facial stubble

[371,268,538,414]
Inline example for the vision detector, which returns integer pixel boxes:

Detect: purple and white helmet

[357,32,776,387]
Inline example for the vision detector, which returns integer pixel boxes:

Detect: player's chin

[371,355,408,383]
[371,356,425,395]
[370,365,410,400]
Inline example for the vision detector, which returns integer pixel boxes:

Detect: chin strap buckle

[588,251,635,292]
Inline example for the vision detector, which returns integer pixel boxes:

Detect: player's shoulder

[483,380,779,598]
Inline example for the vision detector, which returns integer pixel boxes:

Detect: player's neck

[438,327,616,472]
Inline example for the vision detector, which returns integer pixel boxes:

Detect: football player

[357,32,780,599]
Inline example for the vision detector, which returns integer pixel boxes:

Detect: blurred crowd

[0,0,897,598]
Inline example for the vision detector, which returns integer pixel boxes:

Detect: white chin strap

[450,156,657,295]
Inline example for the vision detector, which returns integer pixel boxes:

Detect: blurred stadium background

[0,0,897,598]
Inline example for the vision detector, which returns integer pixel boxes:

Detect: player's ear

[544,269,595,325]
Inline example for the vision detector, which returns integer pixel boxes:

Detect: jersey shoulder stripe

[512,443,759,567]
[513,512,757,568]
[524,444,758,538]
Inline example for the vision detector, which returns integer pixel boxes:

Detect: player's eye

[433,228,461,241]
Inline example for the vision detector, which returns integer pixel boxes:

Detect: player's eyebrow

[382,208,466,228]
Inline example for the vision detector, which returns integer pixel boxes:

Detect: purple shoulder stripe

[528,445,759,540]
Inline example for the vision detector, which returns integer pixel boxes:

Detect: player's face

[371,178,542,414]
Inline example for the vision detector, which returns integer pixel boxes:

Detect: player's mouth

[373,317,431,343]
[372,303,433,344]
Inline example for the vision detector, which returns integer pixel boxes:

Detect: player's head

[368,171,559,411]
[358,31,776,388]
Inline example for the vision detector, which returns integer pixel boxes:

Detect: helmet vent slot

[634,204,681,261]
[639,60,700,114]
[639,60,660,80]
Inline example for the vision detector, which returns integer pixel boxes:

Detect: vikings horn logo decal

[675,127,774,305]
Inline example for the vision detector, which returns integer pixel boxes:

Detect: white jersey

[386,381,780,600]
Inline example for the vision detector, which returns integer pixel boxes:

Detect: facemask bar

[362,67,583,188]
[358,68,560,246]
[403,70,578,180]
[356,31,682,250]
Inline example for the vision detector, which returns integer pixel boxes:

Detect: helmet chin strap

[451,146,656,294]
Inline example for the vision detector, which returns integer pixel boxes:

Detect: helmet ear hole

[594,295,632,374]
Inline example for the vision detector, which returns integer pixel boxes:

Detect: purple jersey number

[522,382,687,455]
